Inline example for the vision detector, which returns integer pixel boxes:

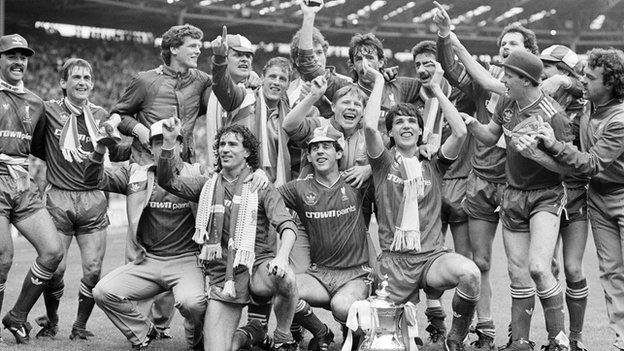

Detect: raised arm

[464,113,504,146]
[84,144,130,194]
[211,26,247,113]
[362,59,386,158]
[427,63,467,159]
[157,117,207,201]
[295,0,325,81]
[282,76,326,136]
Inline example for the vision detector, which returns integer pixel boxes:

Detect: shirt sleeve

[296,48,325,82]
[30,104,47,161]
[284,116,322,148]
[549,117,624,177]
[261,184,298,238]
[277,181,300,210]
[550,111,573,143]
[211,56,246,112]
[157,148,208,202]
[432,149,456,176]
[368,149,394,186]
[492,96,506,126]
[111,74,147,135]
[85,151,130,194]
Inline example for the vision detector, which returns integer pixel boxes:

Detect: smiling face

[307,141,342,174]
[227,49,253,83]
[0,50,28,85]
[333,91,364,132]
[60,65,93,105]
[414,52,437,85]
[171,36,202,69]
[499,32,528,59]
[262,65,289,103]
[389,115,421,150]
[218,132,249,172]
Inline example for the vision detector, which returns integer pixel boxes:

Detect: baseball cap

[495,50,543,85]
[308,125,346,151]
[540,45,579,71]
[0,34,34,56]
[149,120,182,142]
[226,34,254,54]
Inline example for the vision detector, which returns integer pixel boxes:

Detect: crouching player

[157,121,300,351]
[279,125,371,350]
[362,57,480,351]
[90,121,206,350]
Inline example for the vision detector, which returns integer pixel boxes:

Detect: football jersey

[43,99,108,191]
[279,175,369,268]
[0,83,46,175]
[135,179,197,257]
[493,92,572,190]
[370,149,453,255]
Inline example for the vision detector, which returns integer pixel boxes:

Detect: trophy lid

[369,275,396,308]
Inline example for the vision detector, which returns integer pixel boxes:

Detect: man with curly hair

[158,122,300,351]
[533,48,624,351]
[110,24,212,165]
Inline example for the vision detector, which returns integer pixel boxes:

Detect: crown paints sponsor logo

[0,130,31,140]
[148,201,192,210]
[305,205,357,219]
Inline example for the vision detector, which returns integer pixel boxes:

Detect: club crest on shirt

[22,105,31,123]
[341,187,348,202]
[2,103,8,111]
[502,109,513,123]
[60,113,69,123]
[128,181,147,194]
[304,192,318,206]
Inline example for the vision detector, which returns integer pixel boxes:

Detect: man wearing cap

[433,4,552,348]
[463,49,572,351]
[0,33,64,345]
[205,27,261,169]
[540,45,590,351]
[362,55,480,351]
[531,48,624,351]
[32,58,114,341]
[157,121,299,351]
[279,124,370,351]
[90,120,207,350]
[210,30,295,186]
[109,24,212,165]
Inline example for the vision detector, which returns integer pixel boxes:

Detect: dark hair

[348,33,385,81]
[411,40,437,60]
[59,58,92,96]
[586,48,624,99]
[497,23,539,55]
[385,103,424,148]
[332,84,368,106]
[212,125,260,171]
[290,27,329,69]
[160,24,203,65]
[262,56,292,78]
[306,140,343,153]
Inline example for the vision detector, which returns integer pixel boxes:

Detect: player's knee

[92,281,117,307]
[83,260,103,282]
[458,262,481,288]
[564,263,584,282]
[330,296,353,322]
[40,242,64,268]
[529,261,550,282]
[0,253,13,280]
[473,255,491,273]
[277,270,297,297]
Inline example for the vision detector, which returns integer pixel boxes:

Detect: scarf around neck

[391,153,425,252]
[59,97,101,162]
[194,167,258,297]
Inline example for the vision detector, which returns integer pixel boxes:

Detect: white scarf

[60,97,100,163]
[258,89,289,187]
[391,155,425,252]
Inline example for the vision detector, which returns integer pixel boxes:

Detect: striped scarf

[419,79,451,148]
[60,97,100,163]
[391,154,425,252]
[194,167,258,298]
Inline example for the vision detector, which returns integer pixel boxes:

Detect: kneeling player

[362,58,480,351]
[279,125,370,350]
[158,122,299,351]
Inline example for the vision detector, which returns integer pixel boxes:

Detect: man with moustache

[0,34,64,345]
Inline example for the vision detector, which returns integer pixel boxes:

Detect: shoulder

[23,88,44,106]
[44,99,63,110]
[536,94,565,120]
[88,102,107,115]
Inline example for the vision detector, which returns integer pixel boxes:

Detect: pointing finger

[222,25,227,44]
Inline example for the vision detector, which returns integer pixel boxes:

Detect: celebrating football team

[0,0,623,350]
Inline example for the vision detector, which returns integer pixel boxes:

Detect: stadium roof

[8,0,624,53]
